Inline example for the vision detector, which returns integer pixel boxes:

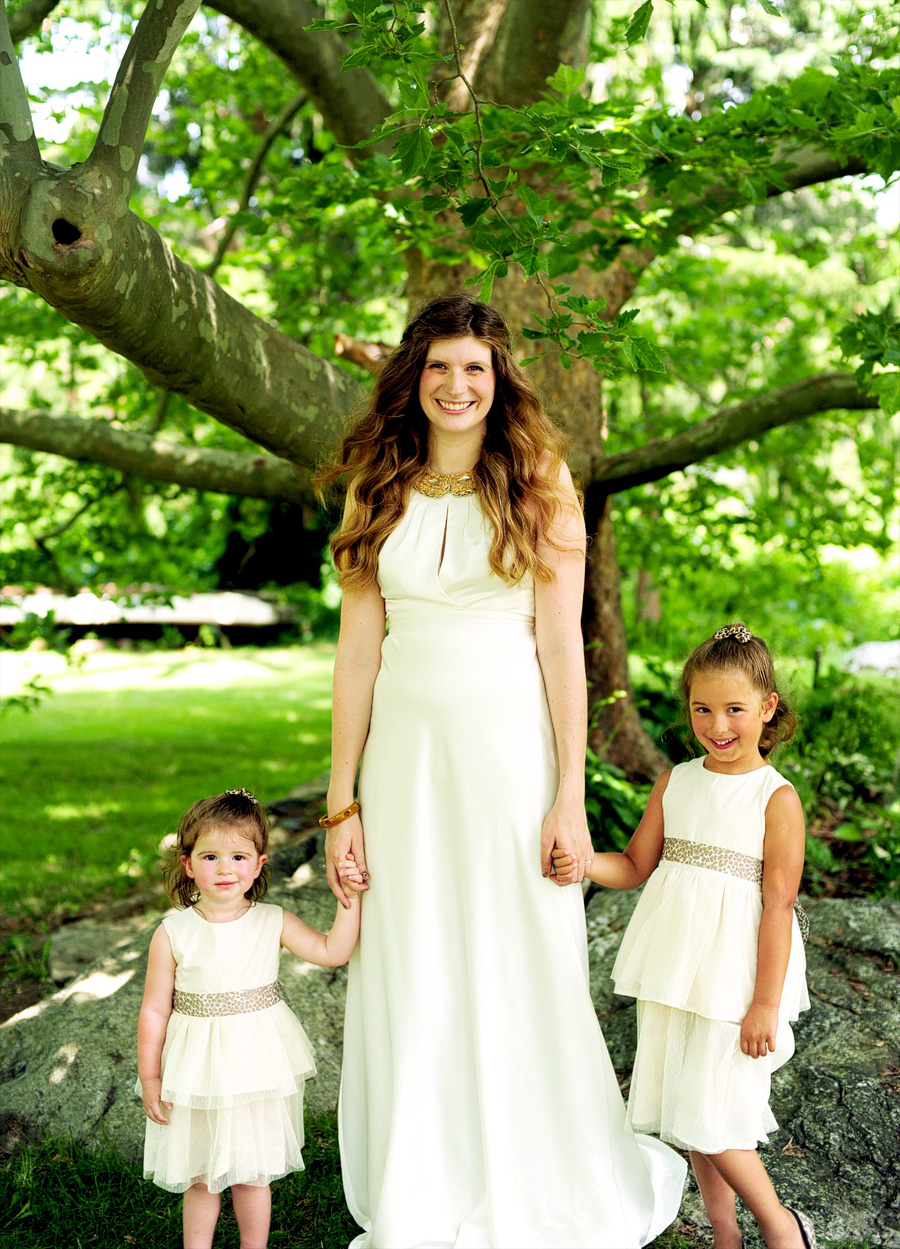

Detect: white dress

[141,903,315,1193]
[612,756,810,1154]
[339,489,686,1249]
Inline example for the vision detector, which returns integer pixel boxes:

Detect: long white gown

[339,488,686,1248]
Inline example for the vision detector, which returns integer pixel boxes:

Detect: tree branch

[89,0,202,196]
[591,373,879,497]
[0,408,314,503]
[2,171,362,458]
[0,0,40,164]
[333,333,390,375]
[669,144,870,238]
[7,0,60,43]
[206,0,393,157]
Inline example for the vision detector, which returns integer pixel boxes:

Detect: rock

[49,917,153,986]
[586,891,900,1245]
[0,853,347,1161]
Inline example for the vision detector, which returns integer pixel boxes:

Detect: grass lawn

[0,1133,712,1249]
[0,645,335,925]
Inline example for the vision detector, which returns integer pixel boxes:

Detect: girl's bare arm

[281,898,361,968]
[742,783,805,1058]
[137,924,176,1124]
[553,770,670,888]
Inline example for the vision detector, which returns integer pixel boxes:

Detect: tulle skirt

[143,1089,307,1194]
[627,1000,795,1154]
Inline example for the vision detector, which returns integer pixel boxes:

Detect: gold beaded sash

[662,837,763,882]
[173,980,284,1018]
[662,837,809,942]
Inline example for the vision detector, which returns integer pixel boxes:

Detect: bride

[316,293,685,1248]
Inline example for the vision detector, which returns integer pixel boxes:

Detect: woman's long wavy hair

[315,294,573,588]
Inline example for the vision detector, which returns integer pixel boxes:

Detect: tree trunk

[583,488,669,781]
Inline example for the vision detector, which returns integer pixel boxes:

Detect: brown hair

[315,294,574,588]
[680,624,797,759]
[163,790,270,909]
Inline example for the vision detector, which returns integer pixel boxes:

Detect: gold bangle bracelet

[318,800,360,828]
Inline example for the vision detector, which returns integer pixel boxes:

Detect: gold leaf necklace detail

[416,468,477,498]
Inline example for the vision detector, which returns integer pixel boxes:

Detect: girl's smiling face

[417,336,495,445]
[689,668,778,774]
[182,827,267,908]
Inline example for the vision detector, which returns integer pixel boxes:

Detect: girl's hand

[325,813,369,908]
[741,1003,779,1059]
[337,852,367,896]
[141,1077,172,1125]
[551,849,579,884]
[540,797,592,885]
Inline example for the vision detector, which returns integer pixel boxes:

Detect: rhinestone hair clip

[713,624,753,644]
[225,787,258,803]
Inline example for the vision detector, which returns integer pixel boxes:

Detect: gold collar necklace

[416,468,478,498]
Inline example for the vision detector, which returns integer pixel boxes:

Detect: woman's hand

[141,1077,172,1125]
[740,1002,779,1059]
[540,797,593,885]
[325,813,369,908]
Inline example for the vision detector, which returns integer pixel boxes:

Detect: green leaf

[394,127,432,179]
[832,822,864,842]
[520,327,546,341]
[457,197,491,226]
[625,1,654,46]
[519,185,546,224]
[620,333,666,373]
[547,64,586,96]
[759,0,781,14]
[870,371,900,417]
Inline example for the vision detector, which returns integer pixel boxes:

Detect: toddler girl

[137,788,361,1249]
[555,624,815,1249]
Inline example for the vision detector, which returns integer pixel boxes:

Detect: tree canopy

[1,0,897,774]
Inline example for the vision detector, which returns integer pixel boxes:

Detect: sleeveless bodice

[377,490,534,632]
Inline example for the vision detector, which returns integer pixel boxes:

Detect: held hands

[741,1002,779,1059]
[141,1077,172,1125]
[325,813,369,909]
[551,849,584,886]
[337,853,367,895]
[540,797,593,886]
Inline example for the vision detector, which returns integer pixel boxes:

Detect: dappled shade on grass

[0,646,335,924]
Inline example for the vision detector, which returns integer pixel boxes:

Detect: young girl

[555,624,815,1249]
[137,789,362,1249]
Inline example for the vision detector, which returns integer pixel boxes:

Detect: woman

[317,294,685,1248]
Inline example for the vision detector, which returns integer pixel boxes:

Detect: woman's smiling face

[417,336,495,443]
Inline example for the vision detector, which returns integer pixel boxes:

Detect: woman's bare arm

[533,459,592,883]
[326,577,385,905]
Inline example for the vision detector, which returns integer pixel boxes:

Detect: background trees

[2,0,897,775]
